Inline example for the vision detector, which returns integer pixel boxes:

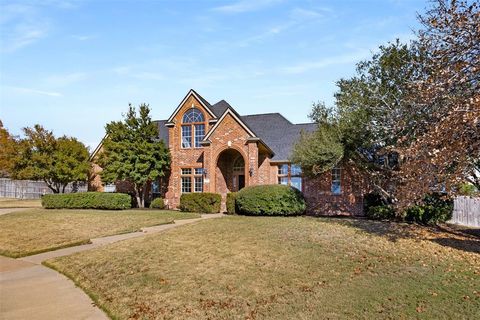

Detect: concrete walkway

[0,213,224,320]
[0,208,28,216]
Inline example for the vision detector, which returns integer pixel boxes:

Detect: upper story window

[181,108,205,148]
[331,167,341,195]
[278,164,302,191]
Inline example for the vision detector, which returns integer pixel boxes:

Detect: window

[104,184,116,193]
[278,164,289,175]
[277,164,302,191]
[233,156,245,172]
[182,108,204,123]
[331,167,341,195]
[181,108,205,148]
[181,167,204,193]
[194,124,205,148]
[181,126,192,148]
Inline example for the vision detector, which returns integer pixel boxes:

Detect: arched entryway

[215,148,247,195]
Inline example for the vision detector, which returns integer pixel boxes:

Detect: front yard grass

[46,216,480,319]
[0,209,200,257]
[0,198,41,208]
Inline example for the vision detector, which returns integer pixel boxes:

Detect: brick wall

[303,164,368,216]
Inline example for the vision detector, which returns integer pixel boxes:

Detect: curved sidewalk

[0,213,224,320]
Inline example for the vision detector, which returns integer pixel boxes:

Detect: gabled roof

[156,91,317,162]
[242,114,316,161]
[210,100,231,117]
[166,89,217,123]
[203,107,257,141]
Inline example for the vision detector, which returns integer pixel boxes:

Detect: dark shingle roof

[210,100,231,117]
[241,114,316,161]
[155,98,316,161]
[154,120,169,145]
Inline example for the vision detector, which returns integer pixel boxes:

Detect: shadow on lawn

[326,217,480,255]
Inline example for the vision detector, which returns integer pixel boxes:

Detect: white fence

[450,196,480,228]
[0,178,87,199]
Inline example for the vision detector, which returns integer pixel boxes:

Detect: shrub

[366,205,396,220]
[226,192,238,214]
[236,185,305,216]
[42,192,131,210]
[149,197,165,209]
[404,193,453,225]
[180,193,221,213]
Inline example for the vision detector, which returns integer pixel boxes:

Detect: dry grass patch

[0,209,199,257]
[0,198,41,208]
[47,216,480,320]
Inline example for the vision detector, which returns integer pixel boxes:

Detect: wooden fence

[450,196,480,228]
[0,178,87,199]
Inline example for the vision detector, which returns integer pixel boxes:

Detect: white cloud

[236,6,329,47]
[280,49,371,74]
[212,0,282,14]
[5,86,62,97]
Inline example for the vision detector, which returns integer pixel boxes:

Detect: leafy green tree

[12,125,90,193]
[0,120,17,178]
[291,102,343,175]
[99,104,170,208]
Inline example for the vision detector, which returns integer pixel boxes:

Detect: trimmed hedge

[149,197,165,209]
[226,192,238,214]
[179,193,221,213]
[42,192,131,210]
[236,185,305,216]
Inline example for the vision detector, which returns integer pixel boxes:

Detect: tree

[396,0,480,207]
[0,120,17,178]
[291,102,344,175]
[292,42,420,203]
[292,0,479,208]
[98,104,170,208]
[12,125,90,193]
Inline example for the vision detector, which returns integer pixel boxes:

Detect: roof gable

[203,108,257,141]
[167,89,217,123]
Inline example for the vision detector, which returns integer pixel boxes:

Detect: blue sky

[0,0,426,149]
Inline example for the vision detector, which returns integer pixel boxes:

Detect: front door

[232,174,245,191]
[238,175,245,190]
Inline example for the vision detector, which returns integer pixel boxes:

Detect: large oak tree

[12,125,90,193]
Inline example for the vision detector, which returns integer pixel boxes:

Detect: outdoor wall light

[203,169,208,177]
[249,168,254,177]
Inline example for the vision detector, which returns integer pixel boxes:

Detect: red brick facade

[91,90,367,215]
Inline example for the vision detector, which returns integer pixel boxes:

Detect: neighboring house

[90,89,366,215]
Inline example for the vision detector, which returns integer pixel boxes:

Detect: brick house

[90,89,366,215]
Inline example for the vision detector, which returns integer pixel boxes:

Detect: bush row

[179,193,221,213]
[364,193,453,225]
[42,192,132,210]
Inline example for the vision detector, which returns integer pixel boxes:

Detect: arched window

[181,108,205,148]
[182,108,204,123]
[233,156,245,172]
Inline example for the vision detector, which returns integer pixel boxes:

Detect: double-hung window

[181,168,204,193]
[331,167,341,195]
[181,108,205,148]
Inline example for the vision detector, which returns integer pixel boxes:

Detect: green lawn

[46,216,480,319]
[0,198,41,208]
[0,209,200,257]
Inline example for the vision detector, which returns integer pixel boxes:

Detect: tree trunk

[134,185,144,208]
[61,184,67,193]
